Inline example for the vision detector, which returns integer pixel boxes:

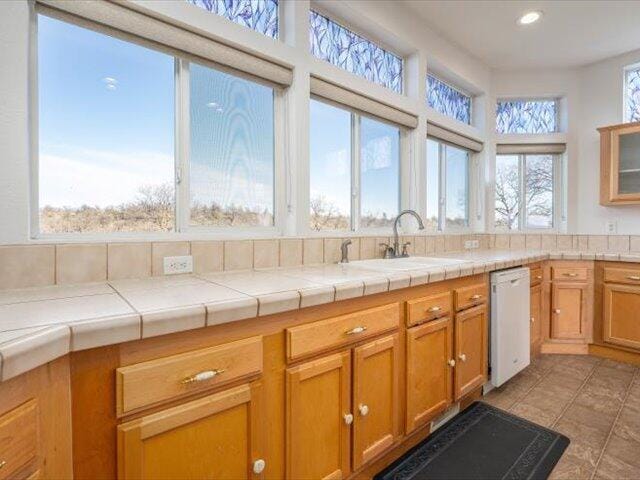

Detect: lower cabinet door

[405,318,453,433]
[352,334,400,470]
[603,283,640,350]
[117,382,263,480]
[530,284,542,351]
[286,351,351,480]
[454,305,488,401]
[551,283,587,340]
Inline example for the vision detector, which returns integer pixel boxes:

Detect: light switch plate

[163,255,193,275]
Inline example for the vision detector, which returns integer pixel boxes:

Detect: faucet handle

[401,242,411,256]
[379,243,393,259]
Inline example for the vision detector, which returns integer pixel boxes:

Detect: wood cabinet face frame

[599,121,640,204]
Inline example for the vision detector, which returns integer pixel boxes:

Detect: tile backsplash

[1,234,639,290]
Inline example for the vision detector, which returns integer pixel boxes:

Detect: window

[625,65,640,122]
[495,154,555,230]
[427,74,471,124]
[496,99,558,134]
[309,99,400,231]
[189,63,275,227]
[38,15,175,234]
[186,0,279,39]
[36,14,278,236]
[309,10,403,93]
[426,139,471,230]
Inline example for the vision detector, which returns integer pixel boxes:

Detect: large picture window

[309,10,403,93]
[496,99,558,134]
[426,138,471,230]
[309,99,400,231]
[36,14,279,236]
[495,154,555,230]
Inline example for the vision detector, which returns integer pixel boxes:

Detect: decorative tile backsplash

[1,234,639,290]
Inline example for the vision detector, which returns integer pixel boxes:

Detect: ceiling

[401,0,640,70]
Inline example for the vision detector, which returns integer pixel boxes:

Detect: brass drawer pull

[531,317,535,323]
[181,369,225,384]
[536,275,542,280]
[427,306,442,313]
[0,460,5,469]
[554,309,561,314]
[563,273,578,277]
[448,359,456,367]
[627,275,640,281]
[345,326,367,335]
[470,294,483,300]
[459,353,467,362]
[343,413,354,425]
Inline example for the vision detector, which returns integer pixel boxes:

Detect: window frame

[425,137,474,233]
[494,153,562,233]
[623,62,640,123]
[495,97,560,134]
[30,12,285,240]
[426,73,473,125]
[307,97,405,235]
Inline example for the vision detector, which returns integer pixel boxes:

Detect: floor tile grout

[504,358,557,412]
[589,366,640,480]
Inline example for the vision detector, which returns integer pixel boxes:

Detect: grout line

[550,357,603,428]
[504,356,557,412]
[589,366,640,480]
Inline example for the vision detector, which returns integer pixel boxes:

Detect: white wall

[0,0,491,245]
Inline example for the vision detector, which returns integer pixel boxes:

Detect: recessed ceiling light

[518,11,542,25]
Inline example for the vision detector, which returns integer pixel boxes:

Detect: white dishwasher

[490,267,530,387]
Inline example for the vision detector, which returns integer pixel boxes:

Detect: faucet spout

[392,210,425,258]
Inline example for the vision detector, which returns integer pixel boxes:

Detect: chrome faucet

[340,239,352,263]
[390,210,425,258]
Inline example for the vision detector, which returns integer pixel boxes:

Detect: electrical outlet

[464,240,480,250]
[606,220,617,234]
[163,255,193,275]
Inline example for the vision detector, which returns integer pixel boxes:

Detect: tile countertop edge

[6,249,640,381]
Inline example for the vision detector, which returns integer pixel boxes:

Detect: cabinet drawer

[604,267,640,285]
[0,400,38,480]
[454,284,487,312]
[552,267,588,282]
[286,303,399,361]
[406,292,452,327]
[116,336,263,415]
[530,267,543,286]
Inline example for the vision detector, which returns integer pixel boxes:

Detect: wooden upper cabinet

[530,284,542,350]
[286,352,351,480]
[454,305,488,401]
[551,283,587,340]
[406,317,453,433]
[603,283,640,350]
[599,121,640,204]
[117,382,263,480]
[352,334,400,470]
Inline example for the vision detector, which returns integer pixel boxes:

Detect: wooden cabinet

[551,283,588,340]
[352,335,400,470]
[603,283,640,350]
[599,121,640,205]
[405,317,453,433]
[286,352,352,480]
[530,284,542,352]
[0,400,38,480]
[454,304,488,400]
[118,382,264,480]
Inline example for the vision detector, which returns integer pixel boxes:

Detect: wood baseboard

[589,344,640,366]
[540,343,589,355]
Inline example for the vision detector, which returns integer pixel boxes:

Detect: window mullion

[519,154,526,231]
[351,113,360,232]
[175,59,190,233]
[439,143,446,231]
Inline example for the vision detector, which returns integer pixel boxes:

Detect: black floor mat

[374,402,569,480]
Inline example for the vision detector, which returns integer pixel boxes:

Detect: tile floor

[482,354,640,480]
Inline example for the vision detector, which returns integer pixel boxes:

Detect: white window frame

[494,153,562,233]
[623,62,640,123]
[30,11,285,241]
[306,97,406,235]
[426,138,474,233]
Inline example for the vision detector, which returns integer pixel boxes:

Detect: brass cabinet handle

[448,359,456,367]
[554,309,561,314]
[0,461,5,469]
[470,294,483,300]
[536,275,542,280]
[563,272,578,277]
[627,275,640,281]
[358,404,369,416]
[343,413,354,425]
[531,316,535,323]
[427,306,442,313]
[459,353,467,362]
[345,326,367,335]
[253,459,266,475]
[181,369,225,384]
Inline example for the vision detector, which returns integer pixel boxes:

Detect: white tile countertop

[0,249,639,382]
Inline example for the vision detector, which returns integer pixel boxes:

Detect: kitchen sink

[348,256,470,272]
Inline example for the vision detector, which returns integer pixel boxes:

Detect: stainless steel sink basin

[348,256,470,272]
